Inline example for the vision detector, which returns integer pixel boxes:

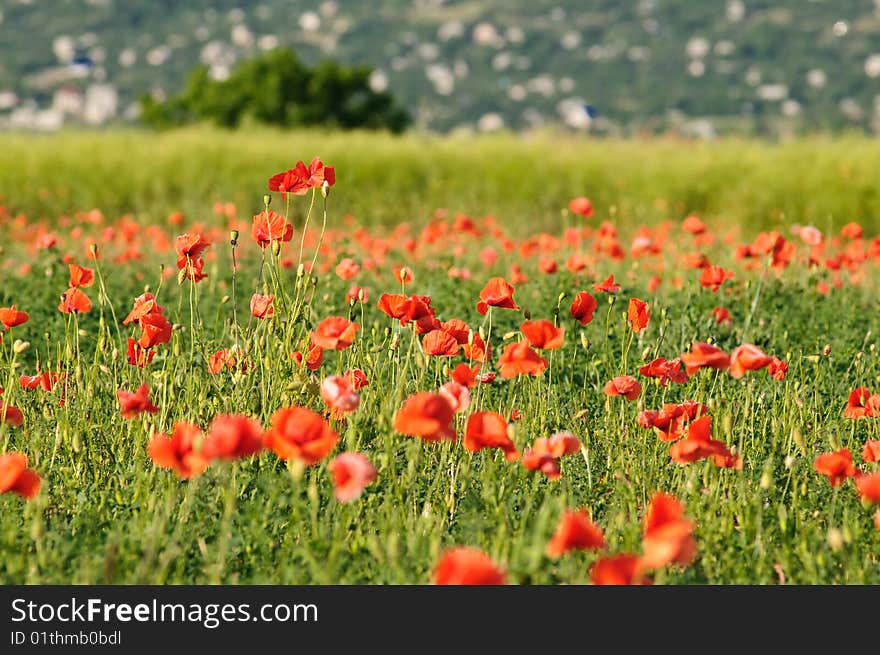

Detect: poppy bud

[784,455,795,469]
[13,339,30,354]
[177,268,187,286]
[263,194,271,206]
[467,329,475,346]
[230,230,239,246]
[502,331,517,341]
[321,180,331,198]
[99,365,111,375]
[523,308,531,320]
[390,333,400,350]
[478,326,486,341]
[111,348,119,362]
[220,295,229,304]
[580,333,590,350]
[297,263,306,278]
[89,243,98,256]
[759,465,773,490]
[271,240,282,257]
[826,528,844,552]
[640,346,651,361]
[823,344,832,357]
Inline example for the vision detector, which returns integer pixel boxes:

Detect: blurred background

[2,0,880,137]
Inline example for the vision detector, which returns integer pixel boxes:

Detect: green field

[0,130,878,584]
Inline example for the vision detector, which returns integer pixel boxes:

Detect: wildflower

[147,422,209,479]
[450,363,481,388]
[175,233,210,282]
[138,312,173,348]
[768,357,788,380]
[711,306,732,324]
[699,265,733,292]
[592,275,621,293]
[328,453,377,502]
[250,293,275,319]
[814,449,857,487]
[520,320,565,350]
[438,381,470,413]
[0,305,29,330]
[627,298,650,333]
[393,392,456,442]
[263,407,339,466]
[639,492,697,571]
[68,263,95,288]
[497,341,548,378]
[681,342,730,375]
[311,317,359,351]
[422,329,460,356]
[464,411,519,461]
[603,375,642,401]
[862,440,880,462]
[58,287,92,313]
[729,344,773,379]
[321,375,361,413]
[522,432,581,480]
[570,291,598,325]
[855,473,880,504]
[591,554,650,585]
[844,388,880,419]
[251,210,293,248]
[568,197,594,217]
[434,547,506,585]
[546,509,605,557]
[638,358,689,386]
[0,453,41,499]
[476,277,519,315]
[335,258,360,280]
[202,414,264,460]
[117,383,160,419]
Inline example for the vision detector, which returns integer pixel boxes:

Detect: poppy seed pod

[229,230,239,246]
[263,194,271,206]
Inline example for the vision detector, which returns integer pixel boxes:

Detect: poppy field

[1,130,879,585]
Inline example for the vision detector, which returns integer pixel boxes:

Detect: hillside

[1,0,880,135]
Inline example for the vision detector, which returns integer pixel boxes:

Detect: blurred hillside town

[1,0,880,136]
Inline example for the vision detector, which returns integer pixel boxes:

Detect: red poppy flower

[251,210,293,248]
[117,383,160,419]
[268,163,310,198]
[603,375,642,401]
[681,342,730,375]
[699,265,733,292]
[300,156,335,189]
[263,407,339,465]
[461,333,491,363]
[768,357,788,381]
[147,422,209,479]
[127,337,155,368]
[638,358,689,386]
[668,415,734,465]
[0,453,41,499]
[440,319,471,345]
[464,411,519,461]
[476,277,519,315]
[434,547,506,585]
[344,368,370,390]
[68,263,95,288]
[855,473,880,504]
[439,381,471,413]
[292,343,324,371]
[862,440,880,463]
[58,287,92,313]
[570,291,598,325]
[627,297,650,333]
[844,388,880,419]
[0,305,29,330]
[841,222,863,239]
[139,312,173,348]
[520,320,565,350]
[568,196,594,217]
[321,375,360,413]
[592,275,621,293]
[122,292,165,326]
[522,432,581,480]
[335,258,360,280]
[591,554,650,585]
[393,392,456,442]
[711,306,732,324]
[546,509,605,557]
[682,215,706,235]
[328,452,377,503]
[639,492,697,570]
[202,414,264,460]
[208,349,248,374]
[729,344,773,379]
[497,341,548,379]
[19,371,65,393]
[814,448,857,487]
[175,233,210,282]
[450,363,481,388]
[250,293,275,319]
[422,329,460,357]
[638,401,708,442]
[311,317,359,350]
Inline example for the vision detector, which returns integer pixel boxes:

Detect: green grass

[0,130,879,584]
[1,128,880,233]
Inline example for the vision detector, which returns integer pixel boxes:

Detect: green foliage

[139,49,410,133]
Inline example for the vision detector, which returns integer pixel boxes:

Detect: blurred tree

[139,49,409,133]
